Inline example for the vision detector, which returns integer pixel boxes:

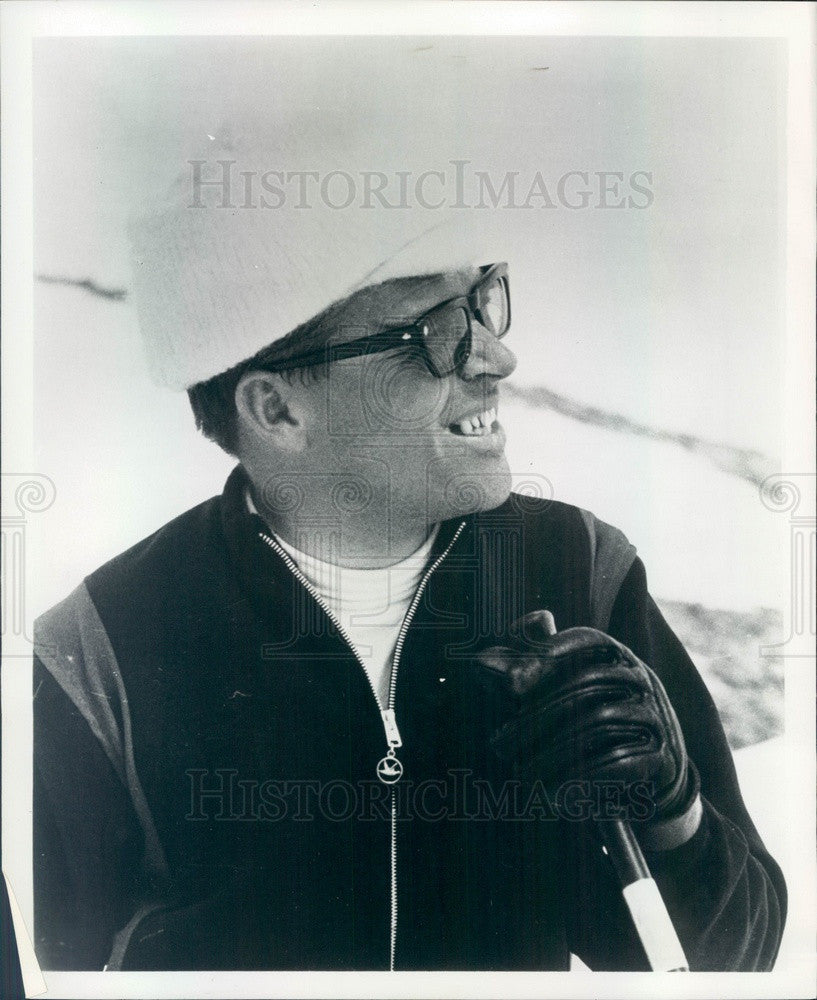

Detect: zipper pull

[381,709,402,749]
[377,710,403,784]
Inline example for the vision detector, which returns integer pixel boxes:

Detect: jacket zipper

[258,522,466,970]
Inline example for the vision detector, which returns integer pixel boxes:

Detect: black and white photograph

[1,2,814,998]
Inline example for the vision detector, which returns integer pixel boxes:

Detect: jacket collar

[219,463,473,624]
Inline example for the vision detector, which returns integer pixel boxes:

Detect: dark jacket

[33,466,786,971]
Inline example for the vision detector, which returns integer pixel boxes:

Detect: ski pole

[542,611,689,971]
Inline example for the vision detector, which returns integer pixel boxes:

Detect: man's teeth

[455,407,497,436]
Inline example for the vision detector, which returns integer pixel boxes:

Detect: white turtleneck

[247,491,439,708]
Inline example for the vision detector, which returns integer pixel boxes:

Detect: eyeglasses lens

[426,306,470,376]
[479,276,510,337]
[425,272,510,376]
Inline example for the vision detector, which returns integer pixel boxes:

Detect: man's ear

[235,370,307,452]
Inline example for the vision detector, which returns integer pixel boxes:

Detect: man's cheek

[358,361,446,432]
[325,377,369,436]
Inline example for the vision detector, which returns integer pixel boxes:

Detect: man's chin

[433,458,513,521]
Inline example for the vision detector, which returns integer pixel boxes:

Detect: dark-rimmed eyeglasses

[260,262,510,378]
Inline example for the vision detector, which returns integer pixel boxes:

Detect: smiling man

[226,262,516,572]
[32,136,786,973]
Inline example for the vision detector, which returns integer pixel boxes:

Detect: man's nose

[459,321,517,381]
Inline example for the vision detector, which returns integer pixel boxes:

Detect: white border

[2,2,815,998]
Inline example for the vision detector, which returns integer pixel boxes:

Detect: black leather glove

[475,610,702,850]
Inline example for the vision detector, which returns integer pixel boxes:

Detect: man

[33,142,785,972]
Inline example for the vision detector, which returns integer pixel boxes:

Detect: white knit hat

[128,127,506,389]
